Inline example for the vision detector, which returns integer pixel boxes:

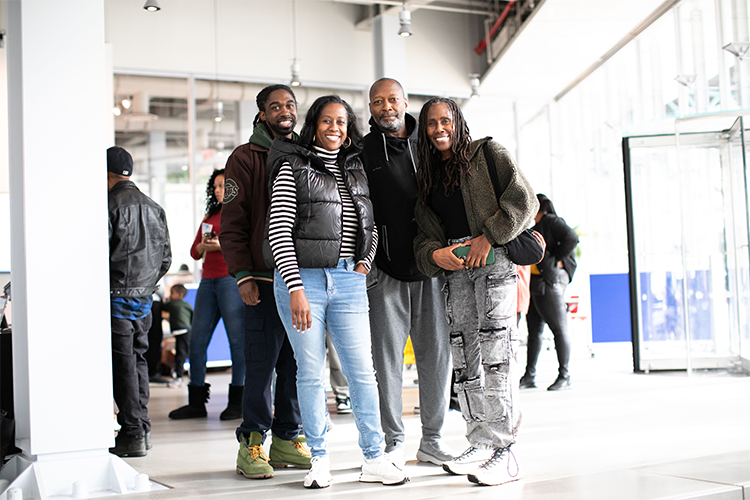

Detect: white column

[4,0,164,497]
[372,13,409,92]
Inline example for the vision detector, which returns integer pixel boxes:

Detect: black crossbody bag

[482,142,546,266]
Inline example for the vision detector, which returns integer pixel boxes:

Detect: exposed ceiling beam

[354,1,501,30]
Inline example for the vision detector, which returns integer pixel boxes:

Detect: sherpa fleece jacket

[414,137,538,278]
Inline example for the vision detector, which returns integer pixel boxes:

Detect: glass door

[723,118,750,371]
[623,115,750,372]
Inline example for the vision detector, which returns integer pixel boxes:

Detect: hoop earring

[342,137,352,149]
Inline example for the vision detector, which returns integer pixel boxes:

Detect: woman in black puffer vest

[264,95,406,489]
[520,194,578,391]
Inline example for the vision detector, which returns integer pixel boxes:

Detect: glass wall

[512,0,750,355]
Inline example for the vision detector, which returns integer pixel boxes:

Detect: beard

[375,113,404,133]
[266,116,297,137]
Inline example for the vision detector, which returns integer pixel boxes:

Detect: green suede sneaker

[269,435,312,469]
[236,432,274,479]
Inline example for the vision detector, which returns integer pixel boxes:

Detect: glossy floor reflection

[124,343,750,499]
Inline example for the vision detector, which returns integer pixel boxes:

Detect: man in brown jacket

[220,85,311,479]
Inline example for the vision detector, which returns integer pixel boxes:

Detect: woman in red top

[169,169,246,420]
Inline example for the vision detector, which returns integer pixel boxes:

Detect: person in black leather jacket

[520,194,578,391]
[107,146,171,458]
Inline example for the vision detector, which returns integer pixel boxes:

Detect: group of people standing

[107,76,578,491]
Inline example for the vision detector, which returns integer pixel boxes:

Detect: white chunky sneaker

[303,455,332,489]
[468,447,522,486]
[385,443,406,468]
[442,446,494,475]
[360,455,409,485]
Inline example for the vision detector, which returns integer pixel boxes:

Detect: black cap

[107,146,133,177]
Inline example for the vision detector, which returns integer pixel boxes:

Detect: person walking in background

[413,98,537,486]
[221,85,311,479]
[362,78,453,467]
[520,194,578,391]
[266,95,407,489]
[161,284,192,382]
[107,146,172,458]
[169,169,246,421]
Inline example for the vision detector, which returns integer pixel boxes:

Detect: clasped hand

[432,234,492,271]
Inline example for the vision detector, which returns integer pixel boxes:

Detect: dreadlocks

[253,84,297,127]
[416,97,472,204]
[205,168,225,218]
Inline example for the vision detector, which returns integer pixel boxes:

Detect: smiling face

[314,103,348,151]
[213,174,225,203]
[425,103,454,160]
[260,89,297,138]
[369,80,407,137]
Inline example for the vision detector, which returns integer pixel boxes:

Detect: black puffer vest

[263,138,376,269]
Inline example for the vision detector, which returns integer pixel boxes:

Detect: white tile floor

[125,343,750,499]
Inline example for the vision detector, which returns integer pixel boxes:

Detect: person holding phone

[169,169,246,421]
[413,98,537,486]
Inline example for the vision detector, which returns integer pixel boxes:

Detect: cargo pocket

[485,274,516,321]
[244,315,267,362]
[455,378,485,423]
[484,388,510,423]
[479,327,511,366]
[449,333,467,370]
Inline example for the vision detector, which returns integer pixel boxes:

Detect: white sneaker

[360,455,409,485]
[468,447,522,486]
[385,444,406,468]
[442,446,494,475]
[303,455,332,489]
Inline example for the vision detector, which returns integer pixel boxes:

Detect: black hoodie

[362,113,426,282]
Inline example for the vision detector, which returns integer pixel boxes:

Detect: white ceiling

[481,0,673,103]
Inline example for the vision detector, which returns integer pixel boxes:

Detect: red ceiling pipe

[474,0,516,55]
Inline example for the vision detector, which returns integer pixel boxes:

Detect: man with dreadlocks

[221,85,312,479]
[413,97,537,486]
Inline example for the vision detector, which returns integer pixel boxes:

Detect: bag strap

[482,141,502,201]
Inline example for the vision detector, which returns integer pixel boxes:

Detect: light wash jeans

[445,238,520,449]
[274,258,384,459]
[188,275,246,386]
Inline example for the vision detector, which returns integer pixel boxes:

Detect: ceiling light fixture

[291,61,301,87]
[290,0,302,87]
[213,100,224,123]
[121,98,131,110]
[112,106,121,117]
[143,0,160,12]
[723,42,750,61]
[398,4,413,37]
[469,74,480,98]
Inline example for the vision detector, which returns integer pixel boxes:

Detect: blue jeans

[188,275,246,386]
[274,258,384,459]
[444,239,519,449]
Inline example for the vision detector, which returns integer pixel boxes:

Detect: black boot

[109,433,146,457]
[519,374,537,389]
[219,384,243,421]
[168,383,210,419]
[547,375,572,391]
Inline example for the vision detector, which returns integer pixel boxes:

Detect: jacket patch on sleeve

[223,178,239,203]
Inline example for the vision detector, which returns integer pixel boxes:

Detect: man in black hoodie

[362,78,453,467]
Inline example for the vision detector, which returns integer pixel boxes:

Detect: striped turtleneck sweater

[268,145,378,292]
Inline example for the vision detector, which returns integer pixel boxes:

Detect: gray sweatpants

[368,263,451,450]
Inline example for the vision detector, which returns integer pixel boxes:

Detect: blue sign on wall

[590,273,631,343]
